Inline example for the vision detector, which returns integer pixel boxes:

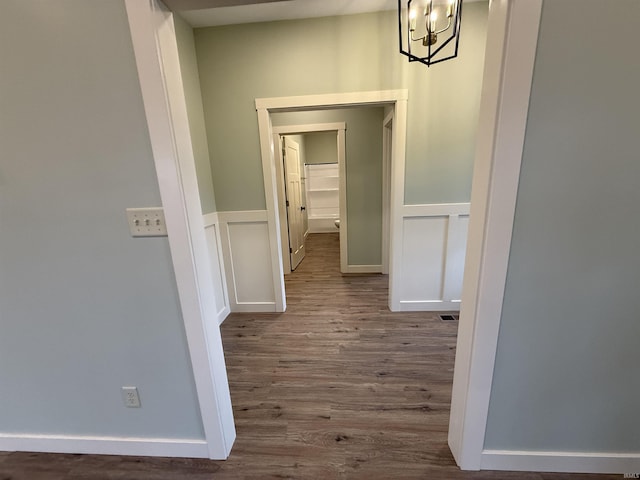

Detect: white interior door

[283,137,306,270]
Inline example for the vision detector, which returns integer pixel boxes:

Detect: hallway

[219,233,459,478]
[216,234,620,479]
[0,235,621,478]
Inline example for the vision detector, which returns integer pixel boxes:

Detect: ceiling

[165,0,399,28]
[165,0,484,28]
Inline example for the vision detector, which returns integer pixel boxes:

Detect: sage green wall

[484,0,640,452]
[0,1,203,439]
[193,3,488,211]
[304,132,338,165]
[174,14,216,213]
[273,108,384,266]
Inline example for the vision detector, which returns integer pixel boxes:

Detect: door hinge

[289,247,293,253]
[286,200,290,207]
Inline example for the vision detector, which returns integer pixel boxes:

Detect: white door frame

[272,123,346,275]
[447,0,543,470]
[126,0,542,467]
[124,0,235,459]
[256,91,409,313]
[381,110,394,275]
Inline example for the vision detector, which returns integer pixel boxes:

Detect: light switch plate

[126,207,167,237]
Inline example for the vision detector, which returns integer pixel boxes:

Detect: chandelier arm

[435,17,452,35]
[411,13,452,42]
[410,31,428,42]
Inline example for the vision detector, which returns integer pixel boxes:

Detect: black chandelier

[398,0,463,67]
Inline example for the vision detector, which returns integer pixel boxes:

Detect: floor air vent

[439,314,459,321]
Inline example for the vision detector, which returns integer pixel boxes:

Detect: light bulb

[429,10,438,32]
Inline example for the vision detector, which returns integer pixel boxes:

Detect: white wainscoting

[216,211,277,312]
[202,213,231,324]
[215,205,469,314]
[397,203,470,312]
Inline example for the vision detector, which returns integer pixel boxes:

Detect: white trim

[399,300,461,312]
[273,123,346,135]
[403,203,470,217]
[202,212,231,324]
[216,210,276,312]
[124,0,235,459]
[481,450,640,474]
[442,214,468,302]
[217,210,268,223]
[394,203,469,312]
[230,302,277,313]
[337,128,348,273]
[257,108,287,312]
[255,90,409,111]
[0,434,209,459]
[272,123,346,275]
[256,90,409,313]
[343,264,383,274]
[273,135,292,274]
[381,111,393,275]
[448,0,543,470]
[388,99,408,312]
[202,212,218,228]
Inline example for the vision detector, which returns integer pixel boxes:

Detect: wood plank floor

[0,234,621,479]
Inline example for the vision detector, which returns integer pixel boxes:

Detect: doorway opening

[273,123,347,275]
[256,92,407,312]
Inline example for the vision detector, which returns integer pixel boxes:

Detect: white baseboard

[481,449,640,474]
[232,302,277,313]
[0,433,209,458]
[217,305,231,325]
[399,300,461,312]
[343,264,383,274]
[308,217,339,233]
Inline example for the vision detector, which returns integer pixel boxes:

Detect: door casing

[256,91,409,313]
[273,124,346,275]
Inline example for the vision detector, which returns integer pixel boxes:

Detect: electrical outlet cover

[122,386,141,408]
